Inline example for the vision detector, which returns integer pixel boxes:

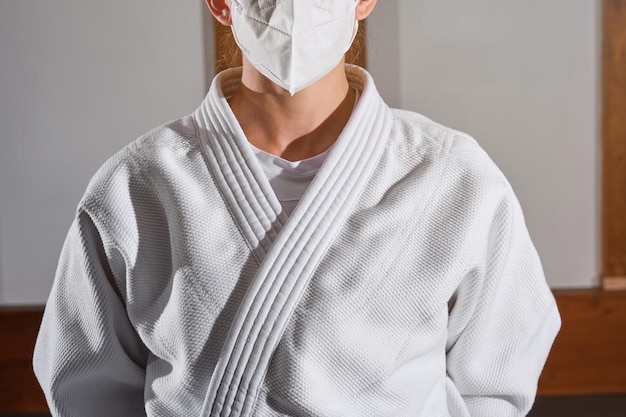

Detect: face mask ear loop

[229,1,249,62]
[345,1,360,56]
[288,0,298,95]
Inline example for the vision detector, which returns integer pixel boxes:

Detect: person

[33,1,561,416]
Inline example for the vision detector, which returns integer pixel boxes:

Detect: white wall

[0,0,600,305]
[0,1,210,305]
[369,0,600,289]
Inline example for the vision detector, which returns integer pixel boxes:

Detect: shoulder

[388,108,509,192]
[77,114,202,235]
[383,108,520,235]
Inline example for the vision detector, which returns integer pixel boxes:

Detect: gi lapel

[195,66,394,417]
[195,67,287,262]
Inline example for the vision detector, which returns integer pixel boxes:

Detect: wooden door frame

[602,0,626,291]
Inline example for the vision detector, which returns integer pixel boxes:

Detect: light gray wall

[0,0,600,305]
[369,0,600,288]
[0,1,209,305]
[367,0,401,108]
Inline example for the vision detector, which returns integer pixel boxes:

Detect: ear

[355,0,377,21]
[206,0,232,26]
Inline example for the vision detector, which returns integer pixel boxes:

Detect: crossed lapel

[195,65,393,417]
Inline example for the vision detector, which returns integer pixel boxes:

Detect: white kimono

[33,66,560,417]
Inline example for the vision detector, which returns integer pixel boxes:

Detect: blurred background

[0,0,624,415]
[0,0,600,305]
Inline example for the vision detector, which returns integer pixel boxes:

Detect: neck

[228,57,355,162]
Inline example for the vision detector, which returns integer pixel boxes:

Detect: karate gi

[33,66,560,417]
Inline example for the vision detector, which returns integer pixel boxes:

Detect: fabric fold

[196,65,394,417]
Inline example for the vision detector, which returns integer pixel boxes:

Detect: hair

[215,23,367,73]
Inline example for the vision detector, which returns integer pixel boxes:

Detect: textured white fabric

[198,67,393,417]
[230,0,359,94]
[33,66,560,417]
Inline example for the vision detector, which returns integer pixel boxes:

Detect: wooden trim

[2,290,625,412]
[602,0,626,288]
[538,289,626,396]
[603,276,626,291]
[0,306,48,413]
[212,20,367,74]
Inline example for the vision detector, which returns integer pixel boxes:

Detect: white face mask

[229,0,359,95]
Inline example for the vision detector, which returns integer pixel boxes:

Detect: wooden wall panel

[3,290,626,413]
[602,0,626,290]
[538,290,626,396]
[0,307,48,413]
